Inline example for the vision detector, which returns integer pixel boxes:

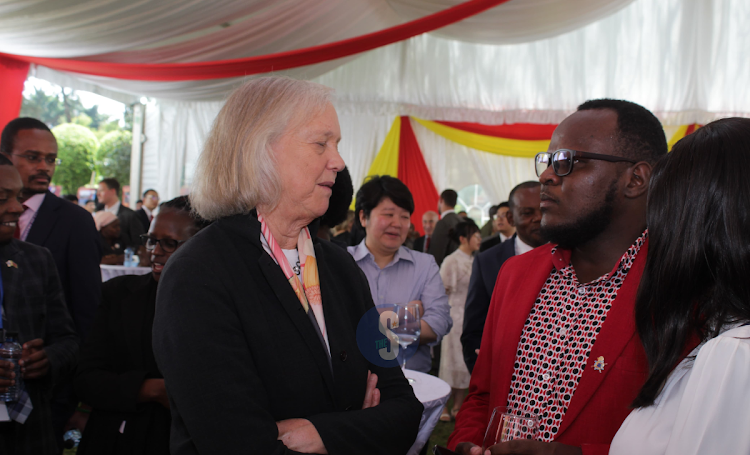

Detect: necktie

[424,236,430,252]
[13,204,28,240]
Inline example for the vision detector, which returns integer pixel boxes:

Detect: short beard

[541,179,617,249]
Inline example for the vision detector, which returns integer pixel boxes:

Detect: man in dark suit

[97,178,145,250]
[479,201,515,252]
[1,118,103,341]
[462,181,544,372]
[0,159,79,455]
[428,189,461,266]
[135,188,159,231]
[413,210,438,252]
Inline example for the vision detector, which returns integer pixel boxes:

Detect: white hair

[190,76,334,220]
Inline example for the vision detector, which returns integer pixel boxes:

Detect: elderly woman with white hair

[152,77,423,455]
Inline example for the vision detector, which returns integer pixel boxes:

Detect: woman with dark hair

[94,211,125,265]
[74,196,209,454]
[610,117,750,454]
[438,220,481,421]
[348,175,452,373]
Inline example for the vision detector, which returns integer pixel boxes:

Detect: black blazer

[26,192,102,340]
[479,233,503,253]
[461,236,516,373]
[135,208,151,232]
[153,212,423,455]
[428,212,460,266]
[75,273,170,455]
[116,204,146,250]
[413,235,426,253]
[0,239,79,455]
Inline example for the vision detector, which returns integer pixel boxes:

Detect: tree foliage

[97,130,132,185]
[51,124,99,194]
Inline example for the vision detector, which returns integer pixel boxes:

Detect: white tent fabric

[4,0,635,101]
[6,0,750,202]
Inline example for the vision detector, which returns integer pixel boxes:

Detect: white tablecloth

[100,265,151,282]
[405,369,451,455]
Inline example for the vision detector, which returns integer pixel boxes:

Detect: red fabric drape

[0,0,509,82]
[435,120,558,140]
[0,56,30,130]
[397,116,439,234]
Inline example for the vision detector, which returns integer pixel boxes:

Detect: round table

[404,369,451,455]
[100,264,152,282]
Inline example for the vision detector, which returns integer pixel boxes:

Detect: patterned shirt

[506,230,648,441]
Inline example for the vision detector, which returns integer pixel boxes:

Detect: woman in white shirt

[610,117,750,455]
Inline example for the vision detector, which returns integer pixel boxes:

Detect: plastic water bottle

[63,429,82,449]
[0,331,23,402]
[124,247,134,267]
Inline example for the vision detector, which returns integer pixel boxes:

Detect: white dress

[438,249,473,389]
[610,324,750,455]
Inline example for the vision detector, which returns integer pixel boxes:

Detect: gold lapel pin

[592,356,607,373]
[5,260,18,269]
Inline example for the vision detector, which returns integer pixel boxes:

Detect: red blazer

[448,242,649,455]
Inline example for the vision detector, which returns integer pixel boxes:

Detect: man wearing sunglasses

[450,99,667,455]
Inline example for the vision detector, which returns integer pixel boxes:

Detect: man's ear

[506,209,516,227]
[623,161,653,199]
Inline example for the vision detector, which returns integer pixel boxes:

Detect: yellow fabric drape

[667,125,689,151]
[351,117,402,209]
[412,117,550,158]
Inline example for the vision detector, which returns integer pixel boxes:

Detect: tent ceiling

[3,0,636,101]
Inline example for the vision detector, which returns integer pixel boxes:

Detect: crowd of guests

[0,75,748,455]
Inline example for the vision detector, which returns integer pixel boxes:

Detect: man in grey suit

[0,158,79,455]
[428,189,461,266]
[97,178,145,250]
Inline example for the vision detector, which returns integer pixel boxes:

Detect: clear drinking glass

[391,303,421,383]
[482,406,539,450]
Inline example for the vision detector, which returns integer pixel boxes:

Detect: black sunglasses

[535,149,636,177]
[140,234,186,253]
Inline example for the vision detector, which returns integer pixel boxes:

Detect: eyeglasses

[12,153,62,166]
[140,234,186,253]
[535,149,636,177]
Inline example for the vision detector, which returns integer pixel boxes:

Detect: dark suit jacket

[428,212,460,266]
[449,243,650,454]
[413,235,425,253]
[479,233,503,253]
[461,236,515,373]
[153,212,423,455]
[26,192,102,340]
[116,205,146,250]
[135,208,151,232]
[76,273,170,455]
[0,239,79,455]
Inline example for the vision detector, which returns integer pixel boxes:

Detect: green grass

[427,394,457,451]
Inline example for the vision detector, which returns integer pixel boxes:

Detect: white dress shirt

[514,235,535,256]
[610,324,750,455]
[104,201,121,215]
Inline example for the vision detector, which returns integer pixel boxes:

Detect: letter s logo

[378,311,399,360]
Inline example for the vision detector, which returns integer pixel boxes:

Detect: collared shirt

[17,193,46,241]
[506,230,648,442]
[499,232,509,243]
[142,205,153,221]
[514,235,535,256]
[440,209,455,219]
[104,201,121,216]
[348,240,452,373]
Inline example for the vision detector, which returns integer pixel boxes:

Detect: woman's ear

[358,210,367,228]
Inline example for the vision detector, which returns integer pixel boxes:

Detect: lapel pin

[5,260,18,269]
[592,356,607,372]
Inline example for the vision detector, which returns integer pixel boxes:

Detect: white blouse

[610,324,750,455]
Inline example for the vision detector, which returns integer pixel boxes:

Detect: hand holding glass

[482,406,539,450]
[391,303,421,375]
